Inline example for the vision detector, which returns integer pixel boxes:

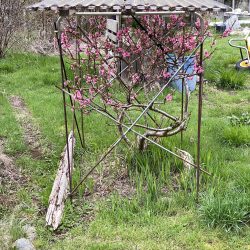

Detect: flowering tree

[60,14,211,150]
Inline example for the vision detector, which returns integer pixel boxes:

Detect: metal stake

[55,19,73,199]
[195,12,205,203]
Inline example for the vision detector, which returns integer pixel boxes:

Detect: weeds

[228,112,250,126]
[205,38,248,90]
[223,126,250,147]
[0,214,25,249]
[222,111,250,147]
[215,69,247,89]
[199,186,250,232]
[0,63,15,74]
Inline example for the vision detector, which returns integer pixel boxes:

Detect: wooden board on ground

[46,131,75,230]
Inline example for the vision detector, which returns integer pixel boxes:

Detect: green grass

[199,185,250,233]
[205,37,249,89]
[0,35,250,249]
[223,126,250,147]
[215,69,247,89]
[228,112,250,126]
[0,93,26,154]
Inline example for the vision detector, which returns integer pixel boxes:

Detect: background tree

[0,0,26,58]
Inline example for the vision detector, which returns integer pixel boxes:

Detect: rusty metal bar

[60,53,85,149]
[181,78,184,146]
[55,18,73,198]
[76,16,86,148]
[195,12,205,203]
[55,16,85,149]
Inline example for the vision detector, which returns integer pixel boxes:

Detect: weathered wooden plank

[46,131,75,230]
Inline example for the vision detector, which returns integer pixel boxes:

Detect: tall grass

[210,69,247,89]
[223,126,250,147]
[199,185,250,232]
[205,37,248,90]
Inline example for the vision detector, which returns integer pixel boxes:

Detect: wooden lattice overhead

[28,0,229,12]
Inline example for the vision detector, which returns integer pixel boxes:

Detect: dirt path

[0,138,26,208]
[9,96,43,159]
[0,95,45,221]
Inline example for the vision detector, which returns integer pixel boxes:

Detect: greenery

[228,112,250,126]
[223,126,250,147]
[0,36,250,249]
[205,39,248,89]
[223,112,250,147]
[199,186,250,232]
[216,69,247,89]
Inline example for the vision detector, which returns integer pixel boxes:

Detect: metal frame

[54,9,208,203]
[229,33,250,63]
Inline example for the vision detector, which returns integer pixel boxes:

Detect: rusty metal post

[55,17,73,200]
[195,12,205,203]
[54,14,85,149]
[76,15,86,149]
[181,78,184,146]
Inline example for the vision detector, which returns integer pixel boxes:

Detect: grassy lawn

[0,36,249,249]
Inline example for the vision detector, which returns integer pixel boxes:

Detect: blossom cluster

[61,14,211,111]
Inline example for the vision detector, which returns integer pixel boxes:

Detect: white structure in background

[216,0,250,28]
[106,19,118,44]
[225,14,241,30]
[217,0,250,12]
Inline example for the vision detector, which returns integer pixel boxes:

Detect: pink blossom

[117,47,124,53]
[195,19,201,29]
[63,14,211,113]
[223,28,232,37]
[85,48,90,56]
[86,75,92,84]
[204,51,210,58]
[179,22,186,27]
[92,76,98,85]
[79,98,91,107]
[165,94,173,102]
[106,99,115,106]
[89,88,95,95]
[195,64,204,74]
[163,71,171,79]
[64,80,69,87]
[74,90,83,101]
[122,51,130,58]
[132,73,140,84]
[107,67,115,78]
[61,32,71,49]
[99,67,105,76]
[170,15,178,23]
